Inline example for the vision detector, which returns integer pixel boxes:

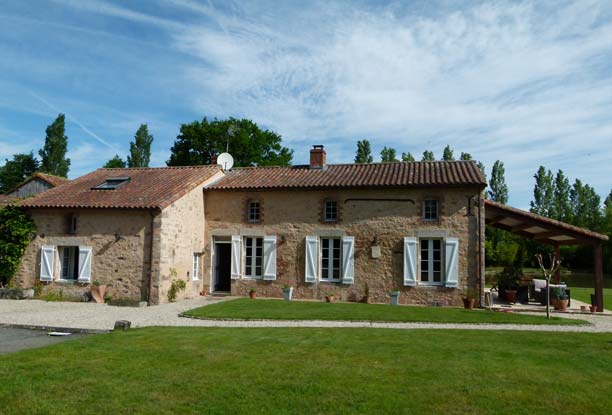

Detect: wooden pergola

[485,200,609,312]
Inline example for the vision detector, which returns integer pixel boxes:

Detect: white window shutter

[403,237,417,286]
[231,235,242,279]
[341,236,355,284]
[263,236,277,280]
[305,236,318,283]
[445,238,459,288]
[40,245,55,281]
[77,246,92,283]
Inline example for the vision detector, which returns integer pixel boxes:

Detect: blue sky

[1,0,612,209]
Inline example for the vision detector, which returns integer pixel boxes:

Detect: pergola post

[594,242,604,312]
[554,245,561,284]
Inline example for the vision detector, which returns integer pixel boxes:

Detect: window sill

[418,283,445,288]
[242,276,263,280]
[319,279,341,283]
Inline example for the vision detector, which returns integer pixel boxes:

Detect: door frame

[211,239,232,293]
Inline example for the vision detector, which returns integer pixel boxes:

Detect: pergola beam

[594,243,604,312]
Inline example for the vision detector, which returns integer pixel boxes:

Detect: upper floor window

[247,200,260,223]
[323,200,338,222]
[244,237,263,278]
[423,199,439,222]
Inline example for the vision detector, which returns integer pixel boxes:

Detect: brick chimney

[309,145,326,169]
[210,154,218,165]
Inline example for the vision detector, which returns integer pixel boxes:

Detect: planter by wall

[282,287,293,301]
[90,285,107,304]
[390,291,400,306]
[462,298,476,309]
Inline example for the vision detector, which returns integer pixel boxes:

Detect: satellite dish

[217,153,234,171]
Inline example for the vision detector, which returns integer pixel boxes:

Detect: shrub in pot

[249,288,256,299]
[462,288,478,309]
[325,292,335,303]
[496,265,522,303]
[552,287,569,311]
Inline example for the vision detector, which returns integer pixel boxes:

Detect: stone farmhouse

[13,146,608,308]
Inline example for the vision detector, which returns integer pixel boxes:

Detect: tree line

[1,116,610,274]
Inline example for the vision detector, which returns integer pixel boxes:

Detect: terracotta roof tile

[208,161,486,191]
[33,172,70,187]
[20,166,222,210]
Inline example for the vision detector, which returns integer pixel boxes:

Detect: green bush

[0,206,36,287]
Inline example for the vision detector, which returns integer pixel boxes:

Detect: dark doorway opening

[214,243,232,292]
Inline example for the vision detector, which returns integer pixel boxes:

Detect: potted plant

[249,288,257,299]
[282,285,293,301]
[325,292,335,303]
[361,282,370,304]
[90,279,107,304]
[496,265,522,304]
[462,288,477,309]
[390,288,400,306]
[552,287,569,311]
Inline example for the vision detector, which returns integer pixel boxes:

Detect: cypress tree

[354,140,373,163]
[39,114,70,177]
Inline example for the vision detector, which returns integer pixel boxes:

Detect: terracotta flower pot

[553,299,569,311]
[325,295,334,303]
[90,285,107,304]
[504,290,517,303]
[463,298,476,309]
[249,291,256,299]
[590,305,597,313]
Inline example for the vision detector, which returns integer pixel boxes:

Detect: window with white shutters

[420,239,443,285]
[244,237,263,278]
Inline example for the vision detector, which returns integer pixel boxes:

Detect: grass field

[1,327,611,414]
[183,298,585,325]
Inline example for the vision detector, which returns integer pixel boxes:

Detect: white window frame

[423,199,439,222]
[419,238,444,286]
[247,200,261,223]
[323,200,338,222]
[320,236,342,282]
[192,253,200,281]
[243,236,264,279]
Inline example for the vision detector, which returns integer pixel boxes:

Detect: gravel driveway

[2,297,612,333]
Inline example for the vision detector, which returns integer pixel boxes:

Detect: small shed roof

[485,200,608,245]
[0,195,19,207]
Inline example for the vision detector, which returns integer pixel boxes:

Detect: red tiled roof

[34,172,70,187]
[20,166,222,210]
[0,195,19,207]
[208,161,486,191]
[6,172,70,195]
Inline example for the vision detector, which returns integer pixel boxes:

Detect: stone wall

[203,187,484,306]
[155,182,208,303]
[14,209,153,302]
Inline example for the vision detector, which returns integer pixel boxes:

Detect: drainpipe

[147,210,158,305]
[477,194,484,307]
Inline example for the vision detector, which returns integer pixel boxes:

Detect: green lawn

[1,328,611,414]
[183,298,585,325]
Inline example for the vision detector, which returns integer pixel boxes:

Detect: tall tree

[570,181,602,229]
[530,166,554,217]
[167,117,293,167]
[553,170,572,222]
[442,145,454,161]
[488,160,508,204]
[401,152,415,162]
[354,140,373,163]
[380,147,398,162]
[605,189,612,210]
[104,155,126,168]
[421,150,435,161]
[128,124,153,168]
[460,152,472,160]
[0,153,39,193]
[39,113,70,177]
